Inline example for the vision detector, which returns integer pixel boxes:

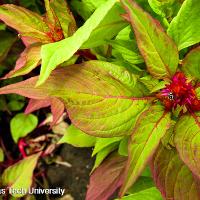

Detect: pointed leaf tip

[121,0,179,79]
[120,105,171,196]
[37,0,118,86]
[167,0,200,50]
[2,153,40,197]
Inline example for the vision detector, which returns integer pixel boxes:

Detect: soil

[0,109,94,200]
[47,144,94,200]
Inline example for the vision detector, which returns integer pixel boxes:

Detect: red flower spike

[157,72,200,111]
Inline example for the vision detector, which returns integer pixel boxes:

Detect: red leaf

[86,153,126,200]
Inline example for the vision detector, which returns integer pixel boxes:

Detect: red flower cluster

[157,72,200,111]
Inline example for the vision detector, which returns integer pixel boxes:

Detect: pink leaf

[3,44,41,79]
[25,99,51,114]
[25,98,65,127]
[86,153,126,200]
[50,98,65,127]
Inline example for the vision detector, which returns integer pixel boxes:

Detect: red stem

[18,139,28,158]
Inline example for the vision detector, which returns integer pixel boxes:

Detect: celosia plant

[0,0,200,199]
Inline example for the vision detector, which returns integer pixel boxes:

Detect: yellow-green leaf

[182,46,200,80]
[38,0,118,86]
[121,0,179,79]
[174,113,200,179]
[0,147,4,162]
[151,144,200,200]
[0,61,151,137]
[120,105,171,196]
[4,45,41,78]
[0,4,51,44]
[2,153,40,197]
[58,125,96,147]
[167,0,200,50]
[10,113,38,143]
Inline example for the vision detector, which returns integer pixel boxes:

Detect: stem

[18,139,28,158]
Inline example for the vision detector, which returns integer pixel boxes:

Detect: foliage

[10,113,38,143]
[0,0,199,199]
[2,153,40,197]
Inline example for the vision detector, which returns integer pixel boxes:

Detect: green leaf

[71,0,107,20]
[7,100,25,111]
[92,137,122,156]
[0,61,151,137]
[0,147,4,162]
[0,31,16,63]
[0,22,6,30]
[2,153,40,197]
[10,113,38,143]
[148,0,182,20]
[167,0,200,50]
[139,75,160,92]
[127,176,154,194]
[182,46,200,80]
[91,137,122,171]
[58,124,96,147]
[116,187,163,200]
[109,39,144,65]
[38,0,119,86]
[0,4,51,45]
[115,25,133,40]
[92,143,119,171]
[151,144,200,200]
[150,80,167,93]
[174,113,200,179]
[196,87,200,99]
[65,96,149,137]
[81,3,127,48]
[121,0,179,79]
[118,136,129,156]
[120,105,171,196]
[4,45,41,78]
[140,166,152,177]
[161,119,175,148]
[19,0,41,13]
